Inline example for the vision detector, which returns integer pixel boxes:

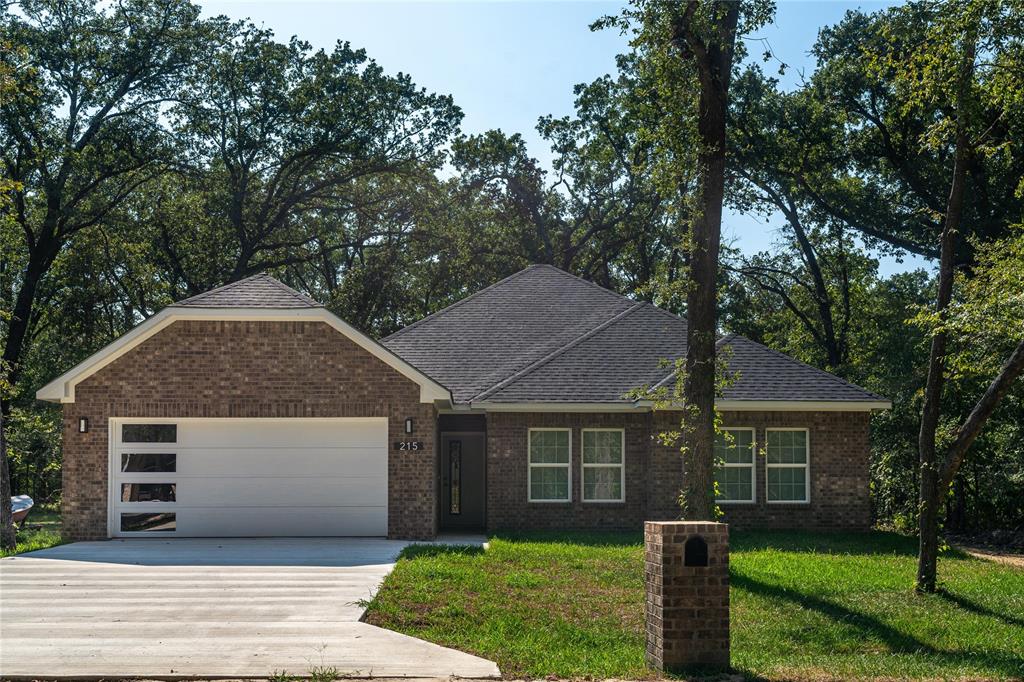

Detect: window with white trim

[714,428,755,503]
[581,429,625,502]
[528,429,571,502]
[766,428,810,503]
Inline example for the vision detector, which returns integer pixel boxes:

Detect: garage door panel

[172,507,387,537]
[175,421,387,449]
[171,448,387,477]
[112,419,390,537]
[174,476,387,507]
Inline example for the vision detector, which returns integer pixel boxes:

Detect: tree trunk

[1,240,60,552]
[915,138,966,593]
[1,244,55,395]
[0,410,14,551]
[916,33,975,593]
[939,338,1024,493]
[672,1,739,520]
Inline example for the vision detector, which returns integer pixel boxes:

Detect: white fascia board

[472,401,650,413]
[36,307,452,405]
[472,399,891,413]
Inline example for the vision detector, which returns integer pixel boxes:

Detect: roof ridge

[382,266,538,342]
[171,272,322,308]
[172,273,264,306]
[470,301,648,402]
[263,274,322,307]
[530,264,636,305]
[728,336,887,401]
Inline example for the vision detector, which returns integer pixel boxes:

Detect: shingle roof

[382,264,887,406]
[172,273,322,309]
[382,265,636,403]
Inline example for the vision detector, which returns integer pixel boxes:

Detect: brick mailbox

[644,521,730,672]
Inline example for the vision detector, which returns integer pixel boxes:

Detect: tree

[668,0,742,520]
[160,26,462,292]
[1,0,214,399]
[801,3,1024,265]
[864,0,1024,593]
[728,67,868,374]
[1,34,28,550]
[915,224,1024,591]
[597,0,773,520]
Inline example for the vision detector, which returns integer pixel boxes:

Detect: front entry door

[440,432,486,530]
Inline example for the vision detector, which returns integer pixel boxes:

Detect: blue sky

[200,1,925,275]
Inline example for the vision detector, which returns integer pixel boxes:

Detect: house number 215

[394,441,423,451]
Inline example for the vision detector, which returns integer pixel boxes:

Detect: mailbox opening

[683,535,709,567]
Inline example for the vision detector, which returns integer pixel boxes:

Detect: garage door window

[120,512,176,532]
[121,483,176,503]
[115,423,179,534]
[122,424,177,443]
[121,453,176,472]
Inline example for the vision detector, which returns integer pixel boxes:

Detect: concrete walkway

[0,537,499,679]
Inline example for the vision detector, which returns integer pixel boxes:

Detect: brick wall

[61,320,436,541]
[487,409,871,533]
[710,410,872,530]
[645,521,730,671]
[486,412,651,531]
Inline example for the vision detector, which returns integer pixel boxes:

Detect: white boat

[10,495,33,525]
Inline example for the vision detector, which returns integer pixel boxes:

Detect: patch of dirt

[951,544,1024,568]
[947,527,1024,567]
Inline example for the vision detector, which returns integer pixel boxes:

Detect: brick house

[38,266,889,541]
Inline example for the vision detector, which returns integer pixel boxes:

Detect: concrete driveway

[0,537,499,679]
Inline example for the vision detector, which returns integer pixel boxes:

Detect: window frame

[765,427,811,505]
[580,428,626,504]
[714,426,756,505]
[527,428,573,503]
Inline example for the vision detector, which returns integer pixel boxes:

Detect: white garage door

[109,418,388,537]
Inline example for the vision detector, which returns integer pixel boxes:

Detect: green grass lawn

[0,506,63,558]
[364,530,1024,680]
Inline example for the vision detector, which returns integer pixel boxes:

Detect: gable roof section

[383,264,889,410]
[173,273,322,308]
[382,265,636,403]
[715,335,887,403]
[37,275,451,404]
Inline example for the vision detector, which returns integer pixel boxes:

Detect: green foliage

[0,506,63,557]
[2,0,1023,539]
[941,227,1024,379]
[802,0,1024,262]
[3,405,61,502]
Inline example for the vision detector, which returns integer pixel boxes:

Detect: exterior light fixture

[78,417,89,433]
[405,418,414,434]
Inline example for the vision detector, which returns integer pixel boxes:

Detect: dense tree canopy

[2,0,1022,572]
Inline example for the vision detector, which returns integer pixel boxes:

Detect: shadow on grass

[937,588,1024,628]
[730,529,979,561]
[732,573,1024,679]
[399,544,486,560]
[489,530,643,547]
